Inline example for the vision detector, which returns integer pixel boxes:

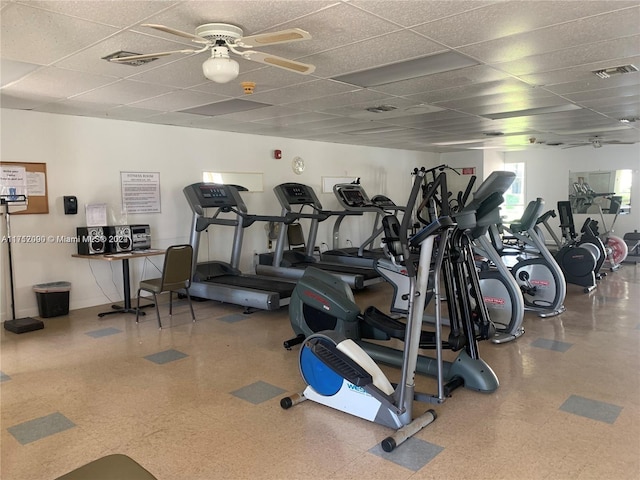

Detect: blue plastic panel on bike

[300,344,343,396]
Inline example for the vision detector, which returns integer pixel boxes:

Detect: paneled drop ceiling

[1,0,639,152]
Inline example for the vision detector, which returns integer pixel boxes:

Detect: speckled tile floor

[1,265,639,480]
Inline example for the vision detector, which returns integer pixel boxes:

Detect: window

[502,162,525,221]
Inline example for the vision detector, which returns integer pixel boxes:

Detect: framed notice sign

[0,161,49,214]
[120,171,161,214]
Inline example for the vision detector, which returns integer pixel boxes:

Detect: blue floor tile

[369,437,444,471]
[0,371,11,382]
[144,349,188,365]
[560,395,623,424]
[531,337,573,352]
[7,412,75,445]
[231,381,286,405]
[219,313,248,323]
[85,327,122,338]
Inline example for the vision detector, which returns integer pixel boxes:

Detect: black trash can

[33,281,71,318]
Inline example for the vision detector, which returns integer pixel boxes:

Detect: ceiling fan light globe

[202,56,239,83]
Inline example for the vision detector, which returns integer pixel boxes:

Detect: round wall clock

[292,156,305,175]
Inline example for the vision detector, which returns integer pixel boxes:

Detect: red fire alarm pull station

[274,150,282,159]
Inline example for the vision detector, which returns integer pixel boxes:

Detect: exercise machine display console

[322,183,407,268]
[184,182,296,312]
[257,182,381,290]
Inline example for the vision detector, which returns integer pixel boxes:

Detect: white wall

[0,109,438,319]
[441,147,639,239]
[505,146,640,240]
[439,150,484,201]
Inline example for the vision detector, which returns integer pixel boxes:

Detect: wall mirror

[202,172,263,192]
[568,169,632,214]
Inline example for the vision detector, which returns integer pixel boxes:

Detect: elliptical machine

[281,167,498,453]
[284,166,499,392]
[458,171,526,344]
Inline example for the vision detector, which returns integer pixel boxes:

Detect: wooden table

[72,249,165,317]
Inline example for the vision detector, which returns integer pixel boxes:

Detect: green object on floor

[55,454,157,480]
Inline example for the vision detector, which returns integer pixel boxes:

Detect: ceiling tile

[34,98,119,116]
[0,59,41,87]
[248,79,357,105]
[2,66,117,100]
[0,91,59,109]
[520,56,640,87]
[412,0,638,47]
[349,1,497,28]
[371,65,511,96]
[563,84,640,103]
[1,3,118,65]
[300,30,447,78]
[128,89,230,111]
[138,1,338,40]
[72,79,176,104]
[493,35,640,77]
[54,30,198,77]
[458,6,640,64]
[252,111,339,126]
[21,1,179,28]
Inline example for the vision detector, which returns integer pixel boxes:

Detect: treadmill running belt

[207,275,295,297]
[311,263,379,280]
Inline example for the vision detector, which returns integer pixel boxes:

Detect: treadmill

[321,182,406,269]
[256,182,382,290]
[183,182,296,312]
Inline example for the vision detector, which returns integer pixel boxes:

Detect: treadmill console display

[283,184,315,205]
[372,195,396,208]
[190,184,236,208]
[339,189,368,207]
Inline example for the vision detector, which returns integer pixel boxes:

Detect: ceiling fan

[109,23,315,83]
[561,136,636,149]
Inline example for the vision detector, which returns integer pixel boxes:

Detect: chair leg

[169,291,173,317]
[185,288,196,322]
[152,292,162,329]
[135,289,142,324]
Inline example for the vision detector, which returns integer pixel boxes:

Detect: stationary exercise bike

[537,207,598,293]
[281,168,498,452]
[484,198,566,318]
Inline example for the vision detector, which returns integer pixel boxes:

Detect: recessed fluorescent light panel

[332,51,479,87]
[344,126,407,135]
[180,99,271,116]
[431,138,486,146]
[554,125,633,135]
[482,104,581,120]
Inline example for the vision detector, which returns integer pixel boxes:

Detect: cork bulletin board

[0,161,49,214]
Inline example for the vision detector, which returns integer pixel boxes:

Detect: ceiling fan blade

[237,28,311,48]
[241,50,315,74]
[108,49,198,62]
[141,23,209,44]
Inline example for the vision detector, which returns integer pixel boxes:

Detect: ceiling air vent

[592,64,638,79]
[365,105,398,113]
[102,51,159,66]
